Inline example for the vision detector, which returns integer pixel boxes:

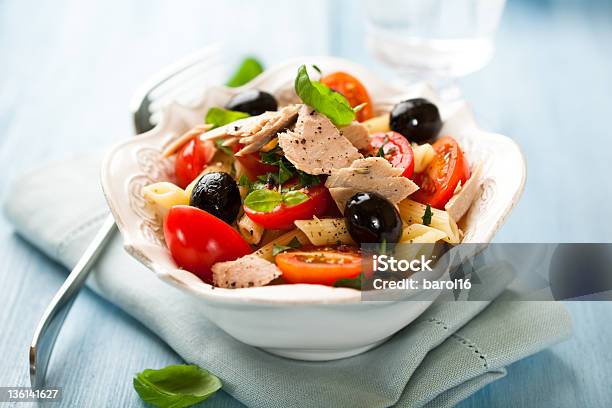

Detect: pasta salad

[142,64,482,289]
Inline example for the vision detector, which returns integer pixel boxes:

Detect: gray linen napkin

[3,155,572,408]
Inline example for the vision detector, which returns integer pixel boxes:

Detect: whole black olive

[190,172,241,224]
[225,90,278,116]
[390,98,442,143]
[345,192,403,244]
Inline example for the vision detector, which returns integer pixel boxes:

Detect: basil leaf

[205,107,249,129]
[214,138,234,156]
[272,237,302,256]
[238,175,252,188]
[422,204,433,226]
[282,190,309,207]
[277,160,294,184]
[334,273,364,290]
[244,189,282,212]
[251,181,268,191]
[133,364,221,408]
[296,171,321,188]
[244,176,268,193]
[226,57,264,87]
[259,146,321,189]
[260,148,282,164]
[294,65,356,126]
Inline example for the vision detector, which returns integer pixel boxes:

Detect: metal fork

[29,46,222,389]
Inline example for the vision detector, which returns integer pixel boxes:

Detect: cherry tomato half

[175,137,215,188]
[320,72,374,122]
[163,205,252,283]
[411,136,470,209]
[275,249,362,286]
[233,144,279,180]
[244,185,332,230]
[369,131,415,178]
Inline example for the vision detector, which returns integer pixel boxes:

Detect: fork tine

[148,54,224,100]
[148,61,224,112]
[131,44,222,133]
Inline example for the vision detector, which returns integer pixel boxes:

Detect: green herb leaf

[296,170,321,188]
[258,146,321,189]
[245,176,268,193]
[294,65,356,126]
[226,57,264,87]
[272,237,302,256]
[133,364,222,408]
[334,272,364,290]
[238,175,252,188]
[376,145,386,158]
[282,190,310,207]
[251,181,268,191]
[205,107,249,129]
[311,64,322,75]
[259,146,289,166]
[244,189,282,212]
[214,138,235,156]
[422,204,433,226]
[277,160,294,184]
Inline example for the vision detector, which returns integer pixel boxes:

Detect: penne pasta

[400,224,448,243]
[412,143,435,173]
[238,214,265,245]
[255,229,309,262]
[395,225,448,270]
[260,228,287,246]
[362,113,390,134]
[233,161,250,199]
[142,182,189,219]
[185,173,201,199]
[202,152,234,176]
[294,217,355,246]
[397,199,461,244]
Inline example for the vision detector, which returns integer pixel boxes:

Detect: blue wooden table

[1,0,611,406]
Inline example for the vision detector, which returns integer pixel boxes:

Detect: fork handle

[29,215,117,388]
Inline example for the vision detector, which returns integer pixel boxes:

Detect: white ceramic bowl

[101,57,526,360]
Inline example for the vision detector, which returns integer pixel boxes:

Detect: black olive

[344,192,402,244]
[190,172,241,224]
[390,98,442,143]
[225,90,278,116]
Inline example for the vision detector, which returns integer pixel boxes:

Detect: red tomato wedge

[175,137,215,188]
[243,185,332,230]
[233,144,278,180]
[320,72,374,122]
[411,136,470,209]
[275,250,362,286]
[369,131,415,178]
[163,206,252,283]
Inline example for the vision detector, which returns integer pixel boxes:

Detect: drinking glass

[363,0,506,97]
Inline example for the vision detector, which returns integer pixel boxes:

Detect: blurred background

[1,0,611,406]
